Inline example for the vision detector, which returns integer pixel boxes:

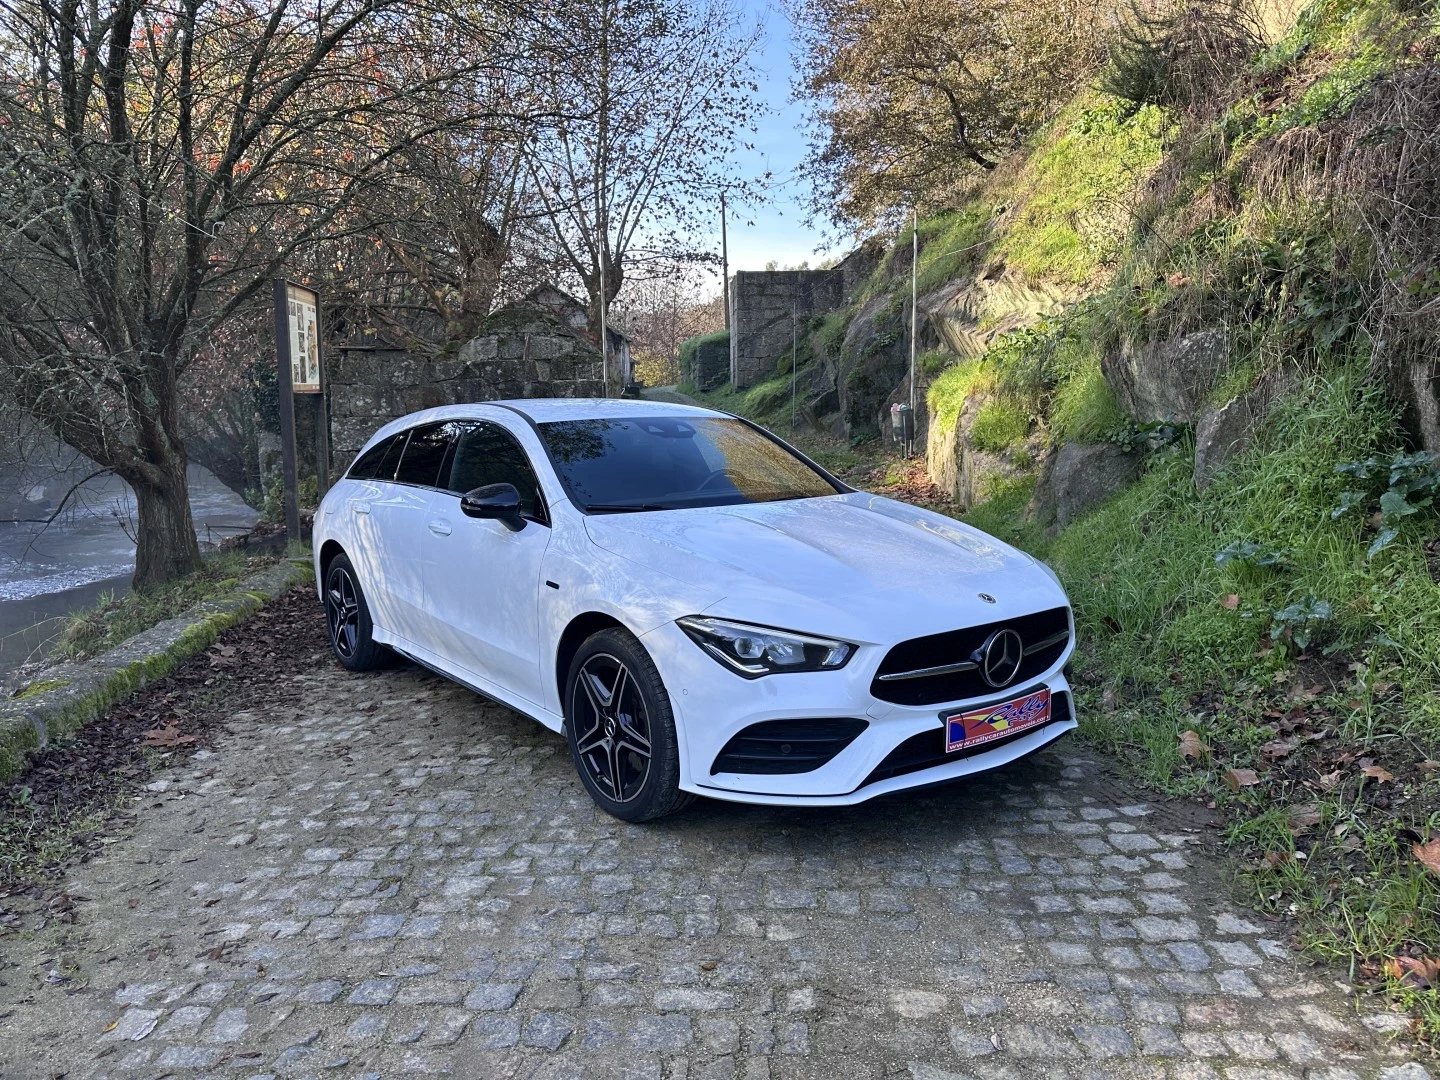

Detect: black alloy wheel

[565,628,693,821]
[323,553,392,671]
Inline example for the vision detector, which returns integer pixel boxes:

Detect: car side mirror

[460,483,525,531]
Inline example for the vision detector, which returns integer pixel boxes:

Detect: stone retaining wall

[329,312,604,466]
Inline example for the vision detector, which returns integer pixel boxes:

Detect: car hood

[584,492,1067,643]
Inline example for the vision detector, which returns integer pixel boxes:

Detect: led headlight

[676,616,855,678]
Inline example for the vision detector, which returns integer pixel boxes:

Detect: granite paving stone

[0,657,1427,1078]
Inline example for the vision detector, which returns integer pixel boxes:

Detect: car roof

[490,398,728,422]
[356,398,735,455]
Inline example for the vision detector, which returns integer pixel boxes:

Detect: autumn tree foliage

[790,0,1113,232]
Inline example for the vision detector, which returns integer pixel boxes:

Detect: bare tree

[614,262,725,385]
[0,0,526,586]
[521,0,764,334]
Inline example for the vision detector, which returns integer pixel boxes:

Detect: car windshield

[538,416,840,512]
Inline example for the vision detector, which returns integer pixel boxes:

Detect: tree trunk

[130,462,203,591]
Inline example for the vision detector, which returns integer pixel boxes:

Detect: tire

[322,553,393,672]
[564,627,694,822]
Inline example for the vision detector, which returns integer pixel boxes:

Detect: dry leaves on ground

[1384,955,1440,989]
[1413,839,1440,876]
[1178,730,1207,759]
[1224,767,1262,790]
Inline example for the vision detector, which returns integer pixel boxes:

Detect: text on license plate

[945,688,1051,754]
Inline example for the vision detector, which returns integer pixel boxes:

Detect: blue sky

[702,0,839,275]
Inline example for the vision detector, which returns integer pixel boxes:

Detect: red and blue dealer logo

[946,688,1051,754]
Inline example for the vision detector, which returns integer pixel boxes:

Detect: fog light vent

[711,718,868,775]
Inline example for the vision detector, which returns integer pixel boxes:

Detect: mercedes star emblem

[979,592,996,603]
[976,628,1024,688]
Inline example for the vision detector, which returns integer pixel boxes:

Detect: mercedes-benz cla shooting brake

[313,399,1076,821]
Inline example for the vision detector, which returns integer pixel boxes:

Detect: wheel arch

[318,539,346,581]
[554,611,629,711]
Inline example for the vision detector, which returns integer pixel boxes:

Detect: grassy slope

[696,0,1440,1039]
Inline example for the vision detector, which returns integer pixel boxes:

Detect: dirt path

[0,594,1426,1078]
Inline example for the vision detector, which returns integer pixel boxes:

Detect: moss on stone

[969,400,1032,452]
[14,678,70,700]
[0,561,312,784]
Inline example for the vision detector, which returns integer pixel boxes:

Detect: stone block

[1027,441,1141,529]
[1102,328,1229,424]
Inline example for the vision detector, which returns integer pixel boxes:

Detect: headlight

[676,616,855,678]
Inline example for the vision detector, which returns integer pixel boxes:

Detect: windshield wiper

[583,502,670,513]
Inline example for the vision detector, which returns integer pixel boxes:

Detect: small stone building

[328,305,605,467]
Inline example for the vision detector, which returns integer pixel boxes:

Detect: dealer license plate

[944,688,1051,754]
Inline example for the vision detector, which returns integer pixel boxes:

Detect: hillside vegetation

[689,0,1440,1042]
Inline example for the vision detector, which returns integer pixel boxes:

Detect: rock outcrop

[927,392,1041,509]
[1192,369,1291,489]
[919,266,1072,360]
[1027,441,1141,530]
[1102,328,1229,423]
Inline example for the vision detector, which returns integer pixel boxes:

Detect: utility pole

[909,209,919,455]
[599,251,609,392]
[791,288,799,431]
[720,191,730,331]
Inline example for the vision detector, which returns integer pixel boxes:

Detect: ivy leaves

[1332,450,1440,557]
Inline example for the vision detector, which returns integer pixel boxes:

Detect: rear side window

[347,432,407,481]
[394,422,456,487]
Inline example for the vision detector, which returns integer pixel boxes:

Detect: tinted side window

[394,422,456,487]
[347,432,406,480]
[446,423,546,522]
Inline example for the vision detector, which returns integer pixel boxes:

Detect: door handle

[350,501,371,515]
[427,519,452,536]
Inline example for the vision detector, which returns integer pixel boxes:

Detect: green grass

[926,360,995,433]
[54,552,281,662]
[968,400,1031,452]
[1049,355,1127,441]
[959,475,1047,552]
[1029,371,1440,1028]
[997,99,1169,287]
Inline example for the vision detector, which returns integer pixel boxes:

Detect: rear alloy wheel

[323,553,392,672]
[565,628,693,822]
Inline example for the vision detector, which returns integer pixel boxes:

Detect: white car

[313,399,1076,821]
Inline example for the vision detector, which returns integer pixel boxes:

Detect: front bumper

[641,620,1078,807]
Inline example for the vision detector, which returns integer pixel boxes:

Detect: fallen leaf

[1261,738,1298,760]
[1101,687,1117,710]
[1413,839,1440,876]
[1221,593,1240,610]
[1262,850,1294,867]
[1287,804,1322,834]
[1178,730,1206,760]
[1418,760,1440,773]
[140,722,196,748]
[1383,956,1440,989]
[1361,765,1395,783]
[700,960,718,971]
[1224,767,1262,790]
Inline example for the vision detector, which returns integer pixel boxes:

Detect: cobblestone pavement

[0,655,1428,1079]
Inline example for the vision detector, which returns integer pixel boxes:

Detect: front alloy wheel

[565,628,692,821]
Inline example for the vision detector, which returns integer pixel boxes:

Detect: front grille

[870,606,1070,706]
[711,718,868,775]
[859,690,1072,789]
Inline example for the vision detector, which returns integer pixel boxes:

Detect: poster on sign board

[286,283,321,393]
